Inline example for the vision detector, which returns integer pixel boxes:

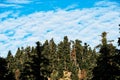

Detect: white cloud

[0,11,20,21]
[64,4,78,10]
[0,11,12,19]
[0,0,31,9]
[0,34,8,41]
[6,0,31,4]
[0,3,22,8]
[95,0,119,7]
[0,1,120,57]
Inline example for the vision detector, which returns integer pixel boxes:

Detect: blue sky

[0,0,120,57]
[0,0,98,14]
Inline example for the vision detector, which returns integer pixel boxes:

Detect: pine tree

[62,36,71,70]
[56,36,72,79]
[92,32,118,80]
[6,50,15,80]
[20,46,35,80]
[14,47,23,70]
[73,40,97,80]
[0,57,8,80]
[0,56,15,80]
[14,47,25,80]
[20,41,48,80]
[56,41,65,79]
[70,39,82,80]
[111,24,120,79]
[42,40,51,77]
[48,38,59,79]
[6,50,14,72]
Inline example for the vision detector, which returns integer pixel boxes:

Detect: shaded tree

[92,32,119,80]
[20,41,48,80]
[0,56,15,80]
[6,50,14,72]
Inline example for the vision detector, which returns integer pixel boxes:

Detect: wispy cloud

[0,11,20,21]
[0,11,12,19]
[0,0,31,8]
[6,0,32,4]
[0,0,32,8]
[95,0,119,7]
[0,1,120,57]
[0,3,22,8]
[64,4,78,10]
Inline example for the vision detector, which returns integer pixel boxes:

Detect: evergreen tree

[56,41,65,79]
[14,48,23,70]
[112,24,120,79]
[20,41,48,80]
[6,50,15,80]
[73,40,97,80]
[70,39,82,80]
[0,57,8,80]
[48,38,59,79]
[14,47,25,80]
[62,36,71,70]
[0,56,15,80]
[0,35,103,80]
[42,40,51,77]
[56,36,72,79]
[6,50,14,72]
[92,32,118,80]
[20,46,35,80]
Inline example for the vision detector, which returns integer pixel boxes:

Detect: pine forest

[0,28,120,80]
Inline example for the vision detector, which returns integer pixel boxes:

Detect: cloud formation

[0,0,31,8]
[6,0,32,4]
[0,1,120,57]
[0,3,22,8]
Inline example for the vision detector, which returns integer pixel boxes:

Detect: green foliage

[3,34,120,80]
[92,32,120,80]
[0,57,15,80]
[6,50,14,72]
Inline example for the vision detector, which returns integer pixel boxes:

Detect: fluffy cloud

[0,1,120,57]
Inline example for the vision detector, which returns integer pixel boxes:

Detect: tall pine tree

[92,32,118,80]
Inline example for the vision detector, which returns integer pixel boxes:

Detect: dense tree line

[0,30,120,80]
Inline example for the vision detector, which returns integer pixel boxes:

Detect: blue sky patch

[23,33,32,39]
[4,30,15,37]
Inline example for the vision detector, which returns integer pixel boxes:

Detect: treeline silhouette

[0,31,120,80]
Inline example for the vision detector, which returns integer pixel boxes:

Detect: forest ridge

[0,31,120,80]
